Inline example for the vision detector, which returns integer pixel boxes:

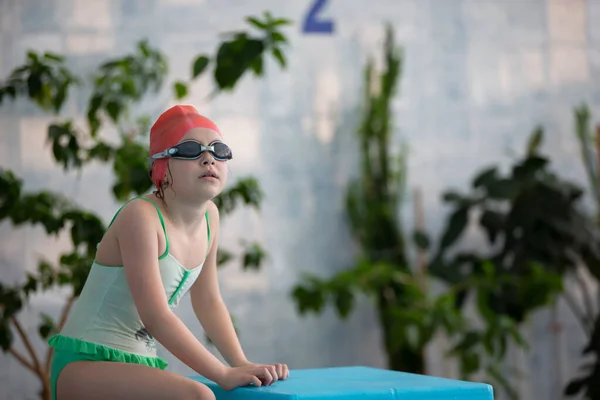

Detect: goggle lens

[173,141,232,161]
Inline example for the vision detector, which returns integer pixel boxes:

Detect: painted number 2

[302,0,335,34]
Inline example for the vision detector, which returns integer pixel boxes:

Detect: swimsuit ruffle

[48,334,168,370]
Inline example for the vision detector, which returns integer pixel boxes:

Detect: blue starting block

[189,366,494,399]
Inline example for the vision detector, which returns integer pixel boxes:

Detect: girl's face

[165,127,229,201]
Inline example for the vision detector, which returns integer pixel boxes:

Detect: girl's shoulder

[206,200,220,230]
[110,196,164,233]
[206,200,220,217]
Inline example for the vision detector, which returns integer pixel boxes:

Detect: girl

[47,105,288,400]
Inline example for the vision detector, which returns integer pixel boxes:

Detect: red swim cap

[149,105,221,189]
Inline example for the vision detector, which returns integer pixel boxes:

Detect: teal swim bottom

[50,348,107,400]
[48,334,169,400]
[49,348,168,400]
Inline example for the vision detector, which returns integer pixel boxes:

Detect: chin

[198,187,223,200]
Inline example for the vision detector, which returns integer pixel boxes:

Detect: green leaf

[450,331,480,354]
[473,167,518,200]
[271,47,286,67]
[564,376,589,396]
[213,177,263,215]
[242,243,266,270]
[442,190,468,205]
[246,17,267,29]
[105,100,121,122]
[111,139,153,200]
[47,122,82,170]
[482,331,494,355]
[0,322,13,351]
[412,230,430,250]
[271,32,287,44]
[479,209,504,243]
[57,271,71,285]
[214,38,264,90]
[4,85,16,99]
[511,155,548,181]
[439,207,469,250]
[43,52,64,62]
[53,84,67,112]
[526,127,544,156]
[271,18,292,27]
[583,315,600,355]
[472,167,498,189]
[63,211,105,251]
[574,104,599,202]
[38,313,56,339]
[87,141,114,162]
[26,73,43,98]
[173,81,188,99]
[87,94,103,136]
[461,352,480,376]
[291,277,327,315]
[192,56,210,78]
[476,286,494,323]
[250,57,263,76]
[22,274,38,296]
[334,288,354,318]
[38,261,56,290]
[481,260,494,278]
[217,248,233,266]
[0,50,77,112]
[88,40,167,133]
[138,39,151,57]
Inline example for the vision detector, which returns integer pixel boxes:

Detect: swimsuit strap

[104,196,211,255]
[205,210,210,246]
[103,196,169,255]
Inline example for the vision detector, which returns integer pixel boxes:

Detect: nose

[200,151,215,165]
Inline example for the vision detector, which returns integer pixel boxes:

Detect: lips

[200,171,218,179]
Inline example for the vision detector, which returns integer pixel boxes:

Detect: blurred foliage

[573,106,600,224]
[291,22,428,370]
[429,125,600,398]
[291,25,424,372]
[289,25,529,396]
[564,105,600,400]
[291,22,600,400]
[0,12,291,400]
[566,315,600,399]
[431,127,600,296]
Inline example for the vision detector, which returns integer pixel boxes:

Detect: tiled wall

[1,0,599,399]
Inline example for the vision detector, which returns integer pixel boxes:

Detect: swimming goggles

[149,140,233,168]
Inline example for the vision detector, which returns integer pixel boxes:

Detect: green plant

[431,128,600,398]
[564,105,600,400]
[0,12,291,400]
[291,24,429,373]
[289,25,477,377]
[290,23,583,400]
[289,23,514,382]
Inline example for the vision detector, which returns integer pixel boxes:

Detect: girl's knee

[185,381,215,400]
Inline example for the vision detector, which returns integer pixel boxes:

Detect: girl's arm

[114,200,229,382]
[190,201,249,367]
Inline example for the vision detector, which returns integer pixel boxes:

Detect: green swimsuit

[47,196,209,400]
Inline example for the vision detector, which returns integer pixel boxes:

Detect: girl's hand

[235,361,289,383]
[263,362,289,381]
[217,364,277,390]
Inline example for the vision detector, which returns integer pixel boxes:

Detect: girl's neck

[151,190,209,233]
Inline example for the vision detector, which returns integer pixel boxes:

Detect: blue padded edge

[188,366,494,400]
